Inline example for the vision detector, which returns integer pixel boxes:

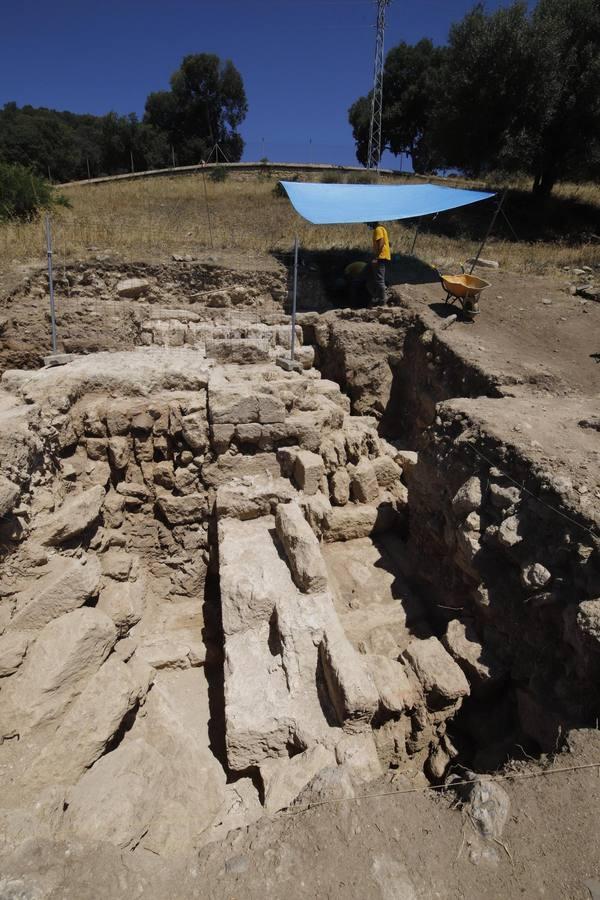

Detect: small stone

[116,277,150,299]
[520,563,551,590]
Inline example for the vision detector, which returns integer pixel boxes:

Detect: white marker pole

[290,235,298,362]
[45,215,57,354]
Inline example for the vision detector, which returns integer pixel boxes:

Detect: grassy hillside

[1,169,598,275]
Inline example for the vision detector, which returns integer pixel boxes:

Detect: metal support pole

[45,215,57,354]
[410,218,421,256]
[469,189,507,274]
[201,167,214,249]
[290,236,298,362]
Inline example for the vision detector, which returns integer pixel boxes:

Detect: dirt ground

[2,731,599,899]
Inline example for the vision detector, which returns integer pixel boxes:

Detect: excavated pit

[0,261,599,869]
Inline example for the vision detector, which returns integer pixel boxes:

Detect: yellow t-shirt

[373,225,391,261]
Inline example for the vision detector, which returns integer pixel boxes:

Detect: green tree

[525,0,600,195]
[348,39,444,172]
[0,161,69,221]
[144,54,247,164]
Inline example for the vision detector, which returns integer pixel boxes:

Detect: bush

[209,165,229,182]
[346,171,377,184]
[273,174,298,198]
[0,161,70,222]
[319,171,345,184]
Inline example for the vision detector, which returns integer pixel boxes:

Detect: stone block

[452,477,482,519]
[403,636,470,708]
[275,502,329,593]
[334,732,382,782]
[217,476,295,521]
[156,492,208,525]
[116,277,150,298]
[181,412,210,452]
[443,619,505,690]
[373,455,403,490]
[97,579,145,635]
[293,450,324,496]
[324,501,396,542]
[0,630,30,677]
[211,424,235,453]
[11,554,102,630]
[319,628,378,732]
[366,654,417,713]
[330,468,350,506]
[38,485,105,545]
[350,459,379,503]
[257,394,286,425]
[108,436,131,470]
[209,387,258,425]
[260,744,336,813]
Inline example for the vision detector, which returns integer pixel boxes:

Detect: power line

[367,0,391,171]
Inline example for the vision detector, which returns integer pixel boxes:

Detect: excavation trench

[0,264,598,861]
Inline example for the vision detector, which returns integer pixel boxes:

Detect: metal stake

[410,217,421,256]
[290,236,298,361]
[45,215,57,354]
[469,189,507,274]
[201,167,214,249]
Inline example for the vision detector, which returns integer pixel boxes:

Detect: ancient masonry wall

[0,326,475,859]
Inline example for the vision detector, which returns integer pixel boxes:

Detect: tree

[348,39,444,172]
[144,54,247,164]
[525,0,600,195]
[431,3,533,178]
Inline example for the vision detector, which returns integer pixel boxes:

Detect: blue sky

[1,0,520,169]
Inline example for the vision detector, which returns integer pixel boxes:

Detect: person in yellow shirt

[367,221,391,305]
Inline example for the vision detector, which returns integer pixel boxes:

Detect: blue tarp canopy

[280,181,495,225]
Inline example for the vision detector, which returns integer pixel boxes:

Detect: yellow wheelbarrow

[440,272,490,321]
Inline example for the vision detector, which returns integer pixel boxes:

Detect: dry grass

[0,171,598,276]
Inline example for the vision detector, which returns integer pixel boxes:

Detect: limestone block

[29,656,152,786]
[324,500,396,542]
[490,483,521,509]
[206,338,270,364]
[319,628,378,732]
[173,466,199,495]
[0,475,20,518]
[293,450,324,495]
[38,485,105,545]
[257,394,286,425]
[217,476,295,521]
[11,555,102,630]
[0,630,29,677]
[300,492,332,539]
[366,654,417,713]
[395,449,417,471]
[330,468,350,506]
[572,599,600,649]
[209,778,263,843]
[97,579,145,636]
[497,514,522,548]
[235,423,263,445]
[277,446,300,478]
[260,744,336,813]
[350,459,379,503]
[452,477,483,519]
[443,619,505,689]
[209,386,258,425]
[293,765,355,808]
[105,406,130,436]
[107,436,131,470]
[63,738,166,849]
[334,732,382,782]
[520,562,551,590]
[85,438,107,461]
[102,491,125,529]
[224,625,294,770]
[133,435,154,463]
[211,424,235,453]
[100,551,134,581]
[157,492,208,525]
[116,277,150,299]
[181,412,210,452]
[203,452,281,488]
[403,636,470,708]
[285,414,321,452]
[275,502,329,594]
[373,455,403,490]
[4,608,117,731]
[136,638,194,670]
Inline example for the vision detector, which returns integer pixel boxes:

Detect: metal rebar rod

[45,215,57,354]
[290,236,298,362]
[410,217,421,256]
[201,167,214,249]
[469,189,507,274]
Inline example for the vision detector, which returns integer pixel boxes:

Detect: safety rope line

[283,761,600,816]
[464,442,600,540]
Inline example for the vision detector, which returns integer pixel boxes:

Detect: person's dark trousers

[373,260,387,304]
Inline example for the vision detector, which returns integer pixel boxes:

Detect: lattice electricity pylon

[367,0,391,171]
